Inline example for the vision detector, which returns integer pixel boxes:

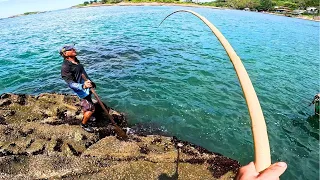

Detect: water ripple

[0,6,319,180]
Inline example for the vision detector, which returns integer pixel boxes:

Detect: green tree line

[81,0,319,11]
[203,0,319,10]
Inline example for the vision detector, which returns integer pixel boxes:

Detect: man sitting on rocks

[60,45,96,133]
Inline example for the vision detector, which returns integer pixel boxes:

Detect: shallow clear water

[0,6,319,179]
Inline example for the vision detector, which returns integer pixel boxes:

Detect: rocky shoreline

[74,2,222,9]
[7,11,46,19]
[73,2,320,22]
[0,93,239,179]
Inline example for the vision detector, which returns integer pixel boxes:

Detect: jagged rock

[26,139,46,155]
[0,93,240,179]
[74,131,84,142]
[0,99,11,107]
[0,116,6,125]
[0,93,11,99]
[61,142,75,157]
[47,138,60,155]
[67,141,86,155]
[82,136,141,159]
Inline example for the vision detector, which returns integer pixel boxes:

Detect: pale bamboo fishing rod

[159,10,271,172]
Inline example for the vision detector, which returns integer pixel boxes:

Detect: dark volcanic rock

[0,99,12,107]
[208,156,241,178]
[0,116,6,125]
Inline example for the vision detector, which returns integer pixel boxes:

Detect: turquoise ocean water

[0,6,319,179]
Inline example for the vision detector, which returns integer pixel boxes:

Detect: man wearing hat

[60,45,96,133]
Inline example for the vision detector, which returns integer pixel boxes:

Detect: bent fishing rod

[159,10,271,172]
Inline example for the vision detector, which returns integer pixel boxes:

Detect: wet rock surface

[0,93,240,179]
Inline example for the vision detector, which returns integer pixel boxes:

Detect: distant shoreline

[73,2,222,10]
[6,11,46,19]
[2,2,319,22]
[72,2,320,22]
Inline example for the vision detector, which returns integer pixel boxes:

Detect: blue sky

[0,0,84,18]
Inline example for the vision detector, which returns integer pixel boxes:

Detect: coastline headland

[72,2,320,22]
[4,2,318,22]
[7,11,46,19]
[0,93,240,179]
[73,2,222,9]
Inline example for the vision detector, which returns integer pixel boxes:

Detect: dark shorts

[80,96,95,112]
